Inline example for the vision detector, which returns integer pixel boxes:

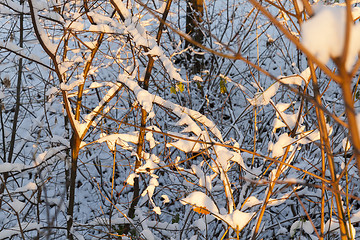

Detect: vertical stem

[341,73,360,172]
[67,132,80,240]
[310,62,349,239]
[127,0,173,220]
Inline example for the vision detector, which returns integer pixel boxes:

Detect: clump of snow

[97,132,138,151]
[137,153,160,176]
[89,82,104,89]
[166,137,201,153]
[153,206,161,215]
[290,220,314,237]
[297,124,332,144]
[14,182,37,193]
[45,86,58,96]
[180,191,219,214]
[35,146,67,165]
[301,5,360,70]
[220,210,255,231]
[8,199,25,213]
[126,173,138,186]
[141,177,159,199]
[279,67,310,86]
[242,196,261,210]
[214,145,233,170]
[161,195,170,204]
[0,163,27,173]
[248,82,279,106]
[193,75,203,82]
[272,133,294,158]
[192,164,212,191]
[324,218,356,239]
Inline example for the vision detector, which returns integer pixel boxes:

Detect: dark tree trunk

[185,0,204,74]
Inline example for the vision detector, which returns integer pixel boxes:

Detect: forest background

[1,0,360,239]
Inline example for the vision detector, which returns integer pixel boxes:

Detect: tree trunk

[185,0,204,74]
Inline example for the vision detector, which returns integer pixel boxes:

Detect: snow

[193,75,203,82]
[0,41,25,55]
[219,210,255,231]
[8,199,25,213]
[89,82,104,89]
[2,0,30,13]
[89,24,115,33]
[153,206,161,215]
[194,218,206,231]
[298,124,332,144]
[97,132,138,151]
[272,118,286,133]
[272,133,294,158]
[60,80,84,91]
[0,163,27,173]
[242,196,261,210]
[126,173,138,186]
[167,137,201,153]
[145,131,157,149]
[120,75,223,141]
[111,1,186,83]
[295,0,304,12]
[301,5,360,70]
[118,74,154,112]
[141,229,155,240]
[141,177,159,199]
[248,82,279,106]
[0,90,5,99]
[83,82,123,130]
[156,2,167,14]
[32,9,57,55]
[161,195,170,204]
[192,164,212,190]
[144,45,163,56]
[0,222,42,239]
[180,191,219,214]
[50,135,70,147]
[177,114,202,135]
[35,146,67,165]
[290,220,314,237]
[112,0,131,19]
[137,154,160,175]
[279,67,310,85]
[14,182,37,193]
[45,86,58,96]
[214,145,233,170]
[324,218,356,239]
